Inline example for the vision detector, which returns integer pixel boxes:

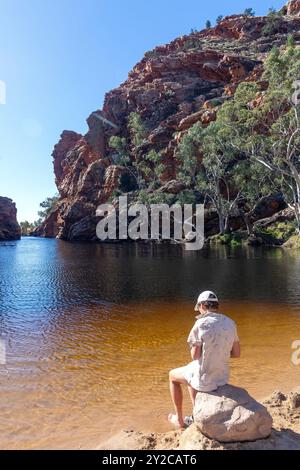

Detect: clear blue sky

[0,0,284,222]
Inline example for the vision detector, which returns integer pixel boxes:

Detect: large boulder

[0,197,21,241]
[192,384,273,443]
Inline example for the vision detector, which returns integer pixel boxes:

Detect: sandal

[184,415,194,427]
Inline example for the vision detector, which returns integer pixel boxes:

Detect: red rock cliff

[0,197,21,241]
[39,3,300,240]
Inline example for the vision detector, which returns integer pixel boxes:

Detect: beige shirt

[184,312,239,392]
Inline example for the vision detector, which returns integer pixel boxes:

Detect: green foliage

[243,8,255,17]
[255,222,297,243]
[211,232,247,246]
[200,44,300,232]
[176,122,201,186]
[262,10,282,36]
[205,20,212,29]
[109,136,130,166]
[267,7,277,16]
[176,79,276,234]
[283,235,300,249]
[287,34,295,48]
[145,50,161,60]
[20,220,33,236]
[209,98,223,107]
[136,190,174,206]
[164,88,175,99]
[128,112,146,148]
[108,188,123,202]
[38,195,59,220]
[216,15,223,24]
[175,190,197,205]
[109,111,167,195]
[133,149,165,190]
[182,38,202,50]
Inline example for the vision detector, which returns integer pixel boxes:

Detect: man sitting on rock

[168,290,240,428]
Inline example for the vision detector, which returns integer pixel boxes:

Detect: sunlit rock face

[287,0,300,17]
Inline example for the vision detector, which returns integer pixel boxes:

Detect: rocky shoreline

[97,388,300,450]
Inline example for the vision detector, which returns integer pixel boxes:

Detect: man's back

[187,312,239,392]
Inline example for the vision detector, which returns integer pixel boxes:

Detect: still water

[0,238,300,449]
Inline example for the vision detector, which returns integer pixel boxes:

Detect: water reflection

[0,238,300,449]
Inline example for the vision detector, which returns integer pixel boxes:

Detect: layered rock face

[39,4,300,240]
[0,197,21,241]
[287,0,300,16]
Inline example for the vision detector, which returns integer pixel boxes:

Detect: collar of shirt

[195,311,218,320]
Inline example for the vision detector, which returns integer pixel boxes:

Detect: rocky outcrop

[36,3,300,241]
[287,0,300,16]
[0,197,21,241]
[191,384,272,442]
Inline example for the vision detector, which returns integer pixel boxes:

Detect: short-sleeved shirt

[183,312,239,392]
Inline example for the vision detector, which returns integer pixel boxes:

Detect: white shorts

[182,361,224,392]
[182,360,201,391]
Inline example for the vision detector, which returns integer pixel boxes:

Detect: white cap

[194,291,219,311]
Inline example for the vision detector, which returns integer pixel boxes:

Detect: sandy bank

[97,388,300,451]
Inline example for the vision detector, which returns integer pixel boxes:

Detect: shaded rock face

[38,5,300,240]
[192,384,273,443]
[31,207,59,238]
[0,197,21,241]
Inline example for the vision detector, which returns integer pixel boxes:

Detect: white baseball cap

[194,291,219,311]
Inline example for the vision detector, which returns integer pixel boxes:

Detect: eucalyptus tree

[236,44,300,232]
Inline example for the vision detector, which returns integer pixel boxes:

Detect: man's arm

[231,341,241,358]
[191,345,201,360]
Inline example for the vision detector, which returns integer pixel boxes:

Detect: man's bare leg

[188,385,198,409]
[168,367,188,428]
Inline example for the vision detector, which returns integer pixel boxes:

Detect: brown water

[0,239,300,449]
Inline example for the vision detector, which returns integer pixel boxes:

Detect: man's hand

[231,341,241,358]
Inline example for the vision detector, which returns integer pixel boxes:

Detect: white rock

[193,384,273,442]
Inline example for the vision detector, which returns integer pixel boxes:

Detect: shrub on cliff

[262,10,282,36]
[38,195,59,221]
[243,8,255,17]
[128,112,147,148]
[109,113,165,194]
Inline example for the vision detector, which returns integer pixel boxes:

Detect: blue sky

[0,0,284,222]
